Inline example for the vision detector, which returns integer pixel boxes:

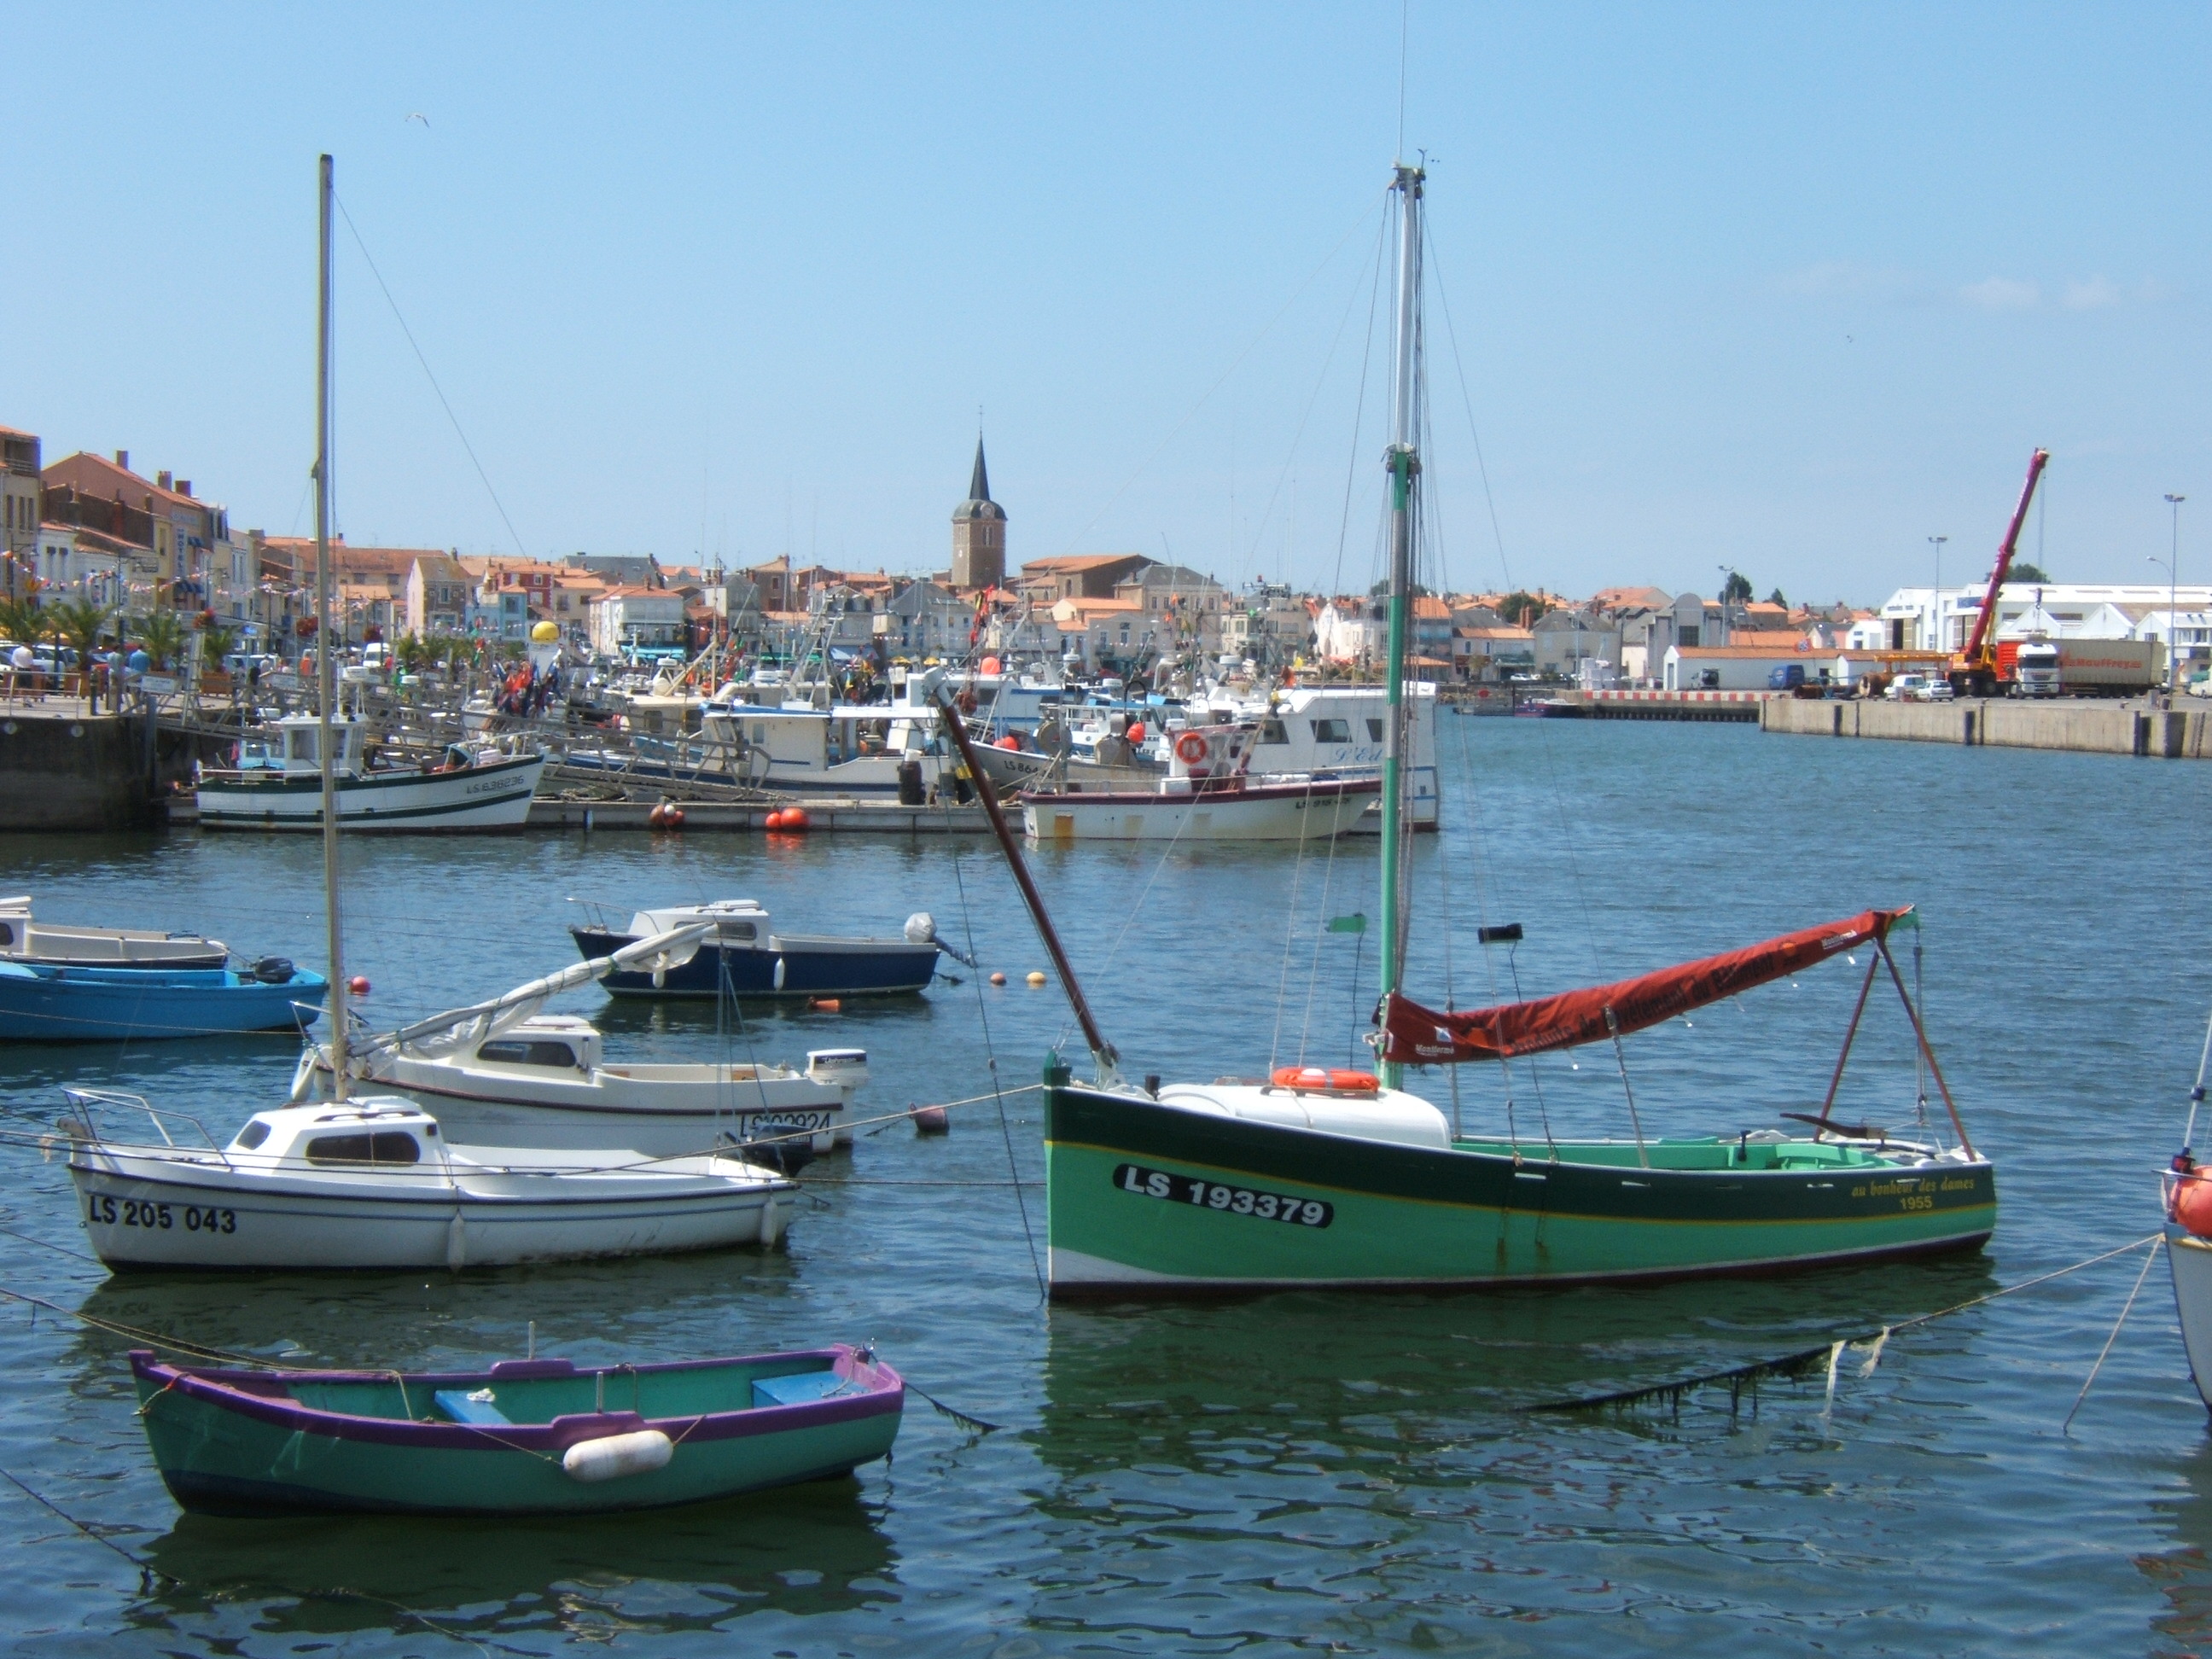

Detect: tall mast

[316,153,349,1097]
[1377,160,1423,1091]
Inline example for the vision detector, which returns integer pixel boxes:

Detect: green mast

[1377,161,1423,1091]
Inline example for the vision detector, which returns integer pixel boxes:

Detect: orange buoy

[1269,1065,1379,1094]
[646,803,665,827]
[980,655,1002,675]
[783,806,809,831]
[995,734,1020,750]
[988,972,1007,987]
[764,808,786,830]
[2178,1174,2212,1238]
[807,997,842,1013]
[662,805,685,829]
[1127,719,1146,744]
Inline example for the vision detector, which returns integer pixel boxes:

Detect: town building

[40,451,232,613]
[590,585,688,657]
[2,426,41,598]
[1530,608,1622,678]
[950,436,1006,591]
[405,554,473,638]
[1017,553,1151,604]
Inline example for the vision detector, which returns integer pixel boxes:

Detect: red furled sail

[1382,908,1912,1066]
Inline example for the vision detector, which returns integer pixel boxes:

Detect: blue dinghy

[570,899,945,998]
[0,961,327,1042]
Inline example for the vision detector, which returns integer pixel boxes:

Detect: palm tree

[43,597,114,709]
[137,608,190,672]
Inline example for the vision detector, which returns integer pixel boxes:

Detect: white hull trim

[1023,784,1375,843]
[2170,1227,2212,1412]
[196,756,545,833]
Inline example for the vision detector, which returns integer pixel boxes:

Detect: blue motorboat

[569,899,944,998]
[0,961,327,1042]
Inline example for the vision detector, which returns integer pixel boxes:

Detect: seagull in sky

[405,113,430,127]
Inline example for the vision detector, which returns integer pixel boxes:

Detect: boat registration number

[84,1196,236,1233]
[1114,1163,1332,1227]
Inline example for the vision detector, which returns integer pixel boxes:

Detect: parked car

[1883,673,1929,701]
[1919,678,1955,702]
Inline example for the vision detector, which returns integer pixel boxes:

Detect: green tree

[1499,591,1549,626]
[1720,572,1755,604]
[43,598,114,708]
[1766,587,1788,608]
[2011,562,2051,584]
[137,608,190,671]
[0,597,44,648]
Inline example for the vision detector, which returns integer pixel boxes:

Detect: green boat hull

[132,1350,903,1517]
[1045,1083,1995,1296]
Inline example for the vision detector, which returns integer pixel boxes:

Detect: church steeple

[968,436,991,506]
[951,429,1006,591]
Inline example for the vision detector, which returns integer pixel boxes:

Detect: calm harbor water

[3,716,2211,1656]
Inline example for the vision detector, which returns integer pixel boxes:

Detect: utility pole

[1927,535,1948,649]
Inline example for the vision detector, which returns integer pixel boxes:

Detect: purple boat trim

[129,1345,903,1453]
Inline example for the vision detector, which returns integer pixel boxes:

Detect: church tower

[950,434,1005,591]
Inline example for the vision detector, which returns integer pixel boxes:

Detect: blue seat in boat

[751,1370,851,1409]
[434,1388,513,1426]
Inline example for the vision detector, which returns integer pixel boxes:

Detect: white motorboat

[302,924,866,1156]
[61,1091,795,1272]
[195,713,544,833]
[0,895,228,969]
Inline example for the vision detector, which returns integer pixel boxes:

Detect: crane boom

[1955,448,2049,685]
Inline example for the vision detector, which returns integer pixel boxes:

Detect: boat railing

[61,1088,233,1163]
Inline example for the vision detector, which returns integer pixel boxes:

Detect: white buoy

[562,1429,673,1483]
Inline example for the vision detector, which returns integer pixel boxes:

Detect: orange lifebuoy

[1173,731,1209,765]
[1270,1065,1380,1094]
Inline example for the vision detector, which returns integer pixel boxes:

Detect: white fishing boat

[0,895,228,969]
[195,713,544,833]
[303,924,866,1156]
[61,1091,795,1271]
[1018,719,1379,842]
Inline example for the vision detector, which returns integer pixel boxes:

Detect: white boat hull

[195,754,544,833]
[2170,1225,2212,1411]
[68,1145,789,1270]
[1022,779,1378,842]
[351,1055,853,1155]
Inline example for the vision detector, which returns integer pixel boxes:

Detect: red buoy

[911,1103,950,1135]
[2178,1175,2212,1239]
[347,975,370,997]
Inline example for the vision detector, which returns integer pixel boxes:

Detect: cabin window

[288,729,317,762]
[718,921,758,941]
[1365,719,1384,741]
[305,1131,422,1164]
[0,923,12,946]
[234,1121,271,1150]
[1311,719,1350,742]
[476,1039,580,1068]
[1258,718,1287,744]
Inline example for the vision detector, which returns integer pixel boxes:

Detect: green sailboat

[940,161,1995,1299]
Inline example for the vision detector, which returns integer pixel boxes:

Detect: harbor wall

[1759,696,2212,758]
[0,711,155,830]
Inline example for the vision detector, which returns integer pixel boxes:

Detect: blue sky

[7,3,2207,603]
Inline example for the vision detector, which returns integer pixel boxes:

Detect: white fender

[562,1429,672,1482]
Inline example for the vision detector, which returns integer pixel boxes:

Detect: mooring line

[1528,1232,2166,1413]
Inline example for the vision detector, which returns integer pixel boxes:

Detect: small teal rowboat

[0,961,324,1042]
[131,1344,904,1516]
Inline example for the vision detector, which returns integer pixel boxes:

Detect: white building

[1663,644,1809,691]
[590,586,687,657]
[1877,583,2212,653]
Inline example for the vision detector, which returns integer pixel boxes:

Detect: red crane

[1949,447,2050,698]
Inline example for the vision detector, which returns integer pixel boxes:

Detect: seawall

[1759,696,2212,758]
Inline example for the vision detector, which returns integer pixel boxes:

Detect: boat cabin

[228,1100,446,1166]
[462,1014,602,1072]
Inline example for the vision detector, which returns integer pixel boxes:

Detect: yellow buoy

[1026,971,1048,987]
[530,620,560,643]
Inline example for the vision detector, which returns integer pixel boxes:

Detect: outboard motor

[248,957,297,985]
[904,914,975,969]
[738,1137,816,1177]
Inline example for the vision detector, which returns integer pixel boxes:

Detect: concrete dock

[1760,695,2212,758]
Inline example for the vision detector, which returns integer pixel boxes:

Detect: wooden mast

[931,687,1120,1082]
[1377,160,1423,1090]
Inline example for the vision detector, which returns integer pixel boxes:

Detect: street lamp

[2156,492,2186,694]
[1928,535,1948,650]
[1714,564,1736,645]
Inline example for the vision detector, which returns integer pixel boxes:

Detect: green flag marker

[1326,914,1367,934]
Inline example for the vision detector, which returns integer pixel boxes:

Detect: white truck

[2007,637,2163,697]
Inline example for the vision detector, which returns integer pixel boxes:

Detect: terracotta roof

[44,451,208,514]
[1457,626,1534,641]
[1022,554,1147,573]
[1412,596,1452,620]
[1727,630,1812,649]
[1674,644,1816,658]
[0,424,36,440]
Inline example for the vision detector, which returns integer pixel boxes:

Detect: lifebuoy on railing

[1173,731,1209,765]
[1270,1065,1380,1094]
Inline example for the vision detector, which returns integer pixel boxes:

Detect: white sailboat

[61,155,800,1272]
[301,923,866,1156]
[2163,1011,2212,1412]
